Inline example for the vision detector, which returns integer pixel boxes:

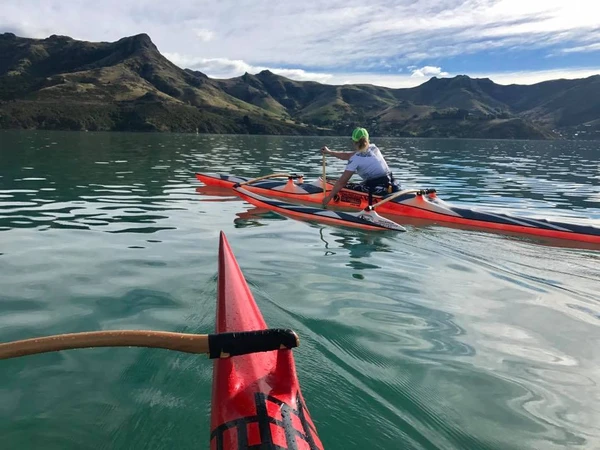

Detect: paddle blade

[356,210,407,231]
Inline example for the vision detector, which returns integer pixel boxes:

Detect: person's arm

[322,170,354,206]
[321,146,353,161]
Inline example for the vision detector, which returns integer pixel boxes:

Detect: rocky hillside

[1,32,598,139]
[0,32,312,134]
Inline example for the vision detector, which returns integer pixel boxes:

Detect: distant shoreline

[4,128,599,143]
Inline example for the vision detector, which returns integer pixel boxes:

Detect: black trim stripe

[210,392,322,450]
[258,181,325,194]
[407,198,600,236]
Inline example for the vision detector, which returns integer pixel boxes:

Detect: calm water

[1,130,599,450]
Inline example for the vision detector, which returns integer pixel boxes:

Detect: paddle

[322,154,327,194]
[0,329,298,360]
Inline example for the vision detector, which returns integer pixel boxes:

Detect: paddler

[321,127,400,206]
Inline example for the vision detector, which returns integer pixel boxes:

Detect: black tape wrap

[208,328,299,359]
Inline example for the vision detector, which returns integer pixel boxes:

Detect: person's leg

[345,182,371,193]
[390,180,402,193]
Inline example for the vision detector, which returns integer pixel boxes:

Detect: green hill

[0,33,315,134]
[1,32,598,139]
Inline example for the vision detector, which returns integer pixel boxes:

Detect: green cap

[351,127,369,142]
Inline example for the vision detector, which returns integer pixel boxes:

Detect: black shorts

[346,174,401,196]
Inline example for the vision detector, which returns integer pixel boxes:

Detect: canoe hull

[211,232,323,450]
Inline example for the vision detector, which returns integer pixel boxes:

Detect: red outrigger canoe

[211,231,324,450]
[196,173,600,244]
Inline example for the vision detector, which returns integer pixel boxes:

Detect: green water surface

[1,131,599,449]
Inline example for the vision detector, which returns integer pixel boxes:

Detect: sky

[1,0,600,88]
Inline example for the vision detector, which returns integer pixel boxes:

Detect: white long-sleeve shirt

[345,144,390,180]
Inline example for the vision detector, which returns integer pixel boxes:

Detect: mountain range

[1,32,599,140]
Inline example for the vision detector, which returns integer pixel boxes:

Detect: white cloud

[0,18,56,39]
[561,42,600,54]
[164,51,600,89]
[328,73,427,89]
[164,53,333,83]
[165,53,251,77]
[467,67,600,85]
[328,68,600,88]
[1,0,599,74]
[270,69,333,83]
[194,28,214,42]
[410,66,450,78]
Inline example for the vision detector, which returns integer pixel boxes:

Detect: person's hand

[322,194,332,207]
[321,146,331,155]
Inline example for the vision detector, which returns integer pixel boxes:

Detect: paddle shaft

[322,154,327,194]
[0,329,299,360]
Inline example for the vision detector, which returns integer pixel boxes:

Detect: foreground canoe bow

[235,186,406,231]
[196,173,600,244]
[1,232,322,448]
[212,231,324,449]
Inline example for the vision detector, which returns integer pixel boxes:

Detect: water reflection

[233,206,286,228]
[214,194,398,266]
[320,228,394,270]
[195,185,240,201]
